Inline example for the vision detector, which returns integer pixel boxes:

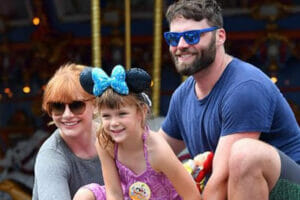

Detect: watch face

[129,181,151,200]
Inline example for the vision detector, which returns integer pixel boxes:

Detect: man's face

[169,17,217,76]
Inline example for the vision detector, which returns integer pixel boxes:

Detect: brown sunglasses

[48,98,94,116]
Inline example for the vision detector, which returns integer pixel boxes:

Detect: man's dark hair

[166,0,223,28]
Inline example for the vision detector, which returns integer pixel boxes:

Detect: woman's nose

[62,105,74,117]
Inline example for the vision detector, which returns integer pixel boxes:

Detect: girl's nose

[111,117,120,126]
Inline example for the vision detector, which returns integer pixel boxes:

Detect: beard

[172,34,216,76]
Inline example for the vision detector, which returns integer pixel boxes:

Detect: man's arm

[158,128,186,155]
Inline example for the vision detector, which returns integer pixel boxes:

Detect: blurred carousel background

[0,0,299,199]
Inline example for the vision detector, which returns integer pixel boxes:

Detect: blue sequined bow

[92,65,129,96]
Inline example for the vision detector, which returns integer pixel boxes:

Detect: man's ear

[216,28,226,46]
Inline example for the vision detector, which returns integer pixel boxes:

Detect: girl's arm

[95,140,123,200]
[149,133,201,200]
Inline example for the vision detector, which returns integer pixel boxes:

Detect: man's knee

[228,138,280,187]
[229,138,261,177]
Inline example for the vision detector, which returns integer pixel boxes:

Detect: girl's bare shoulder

[147,130,167,149]
[147,130,173,171]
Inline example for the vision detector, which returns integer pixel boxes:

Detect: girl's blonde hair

[42,63,95,115]
[97,88,150,148]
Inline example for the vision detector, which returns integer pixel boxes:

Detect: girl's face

[51,97,95,139]
[100,104,143,143]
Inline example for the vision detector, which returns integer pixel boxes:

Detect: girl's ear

[141,103,150,125]
[141,103,149,117]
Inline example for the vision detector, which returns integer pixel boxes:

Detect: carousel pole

[91,0,101,67]
[152,0,163,117]
[125,0,131,70]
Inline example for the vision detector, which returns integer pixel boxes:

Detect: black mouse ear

[80,67,94,95]
[126,68,151,93]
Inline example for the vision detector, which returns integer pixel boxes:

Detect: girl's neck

[118,126,145,152]
[116,127,147,175]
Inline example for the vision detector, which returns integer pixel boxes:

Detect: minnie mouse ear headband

[80,64,151,98]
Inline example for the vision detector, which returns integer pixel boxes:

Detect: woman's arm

[95,140,123,200]
[33,150,72,200]
[149,133,201,200]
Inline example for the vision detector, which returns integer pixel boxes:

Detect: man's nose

[177,36,189,48]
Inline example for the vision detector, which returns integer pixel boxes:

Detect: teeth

[111,129,123,133]
[180,54,191,58]
[63,122,78,126]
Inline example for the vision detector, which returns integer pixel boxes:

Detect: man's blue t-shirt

[162,58,300,163]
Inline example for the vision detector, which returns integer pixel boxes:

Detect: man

[159,0,300,199]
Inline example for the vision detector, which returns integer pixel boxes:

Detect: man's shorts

[278,150,300,184]
[270,151,300,199]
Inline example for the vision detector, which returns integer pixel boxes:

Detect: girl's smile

[100,105,143,143]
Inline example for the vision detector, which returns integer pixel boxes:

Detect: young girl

[73,65,201,200]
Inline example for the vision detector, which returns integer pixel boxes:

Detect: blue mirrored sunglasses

[164,27,218,47]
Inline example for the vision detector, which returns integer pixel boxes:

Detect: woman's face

[50,97,95,139]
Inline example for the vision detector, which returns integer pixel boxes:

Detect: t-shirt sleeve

[33,149,72,200]
[221,80,276,136]
[162,90,183,140]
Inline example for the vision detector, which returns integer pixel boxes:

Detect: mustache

[175,48,197,55]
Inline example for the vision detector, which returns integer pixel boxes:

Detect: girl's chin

[111,133,126,142]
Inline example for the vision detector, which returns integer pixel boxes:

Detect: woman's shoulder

[39,130,61,151]
[37,130,71,160]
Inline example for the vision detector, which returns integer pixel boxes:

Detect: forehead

[100,104,136,112]
[169,16,209,32]
[52,93,86,103]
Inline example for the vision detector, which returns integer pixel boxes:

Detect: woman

[32,63,103,200]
